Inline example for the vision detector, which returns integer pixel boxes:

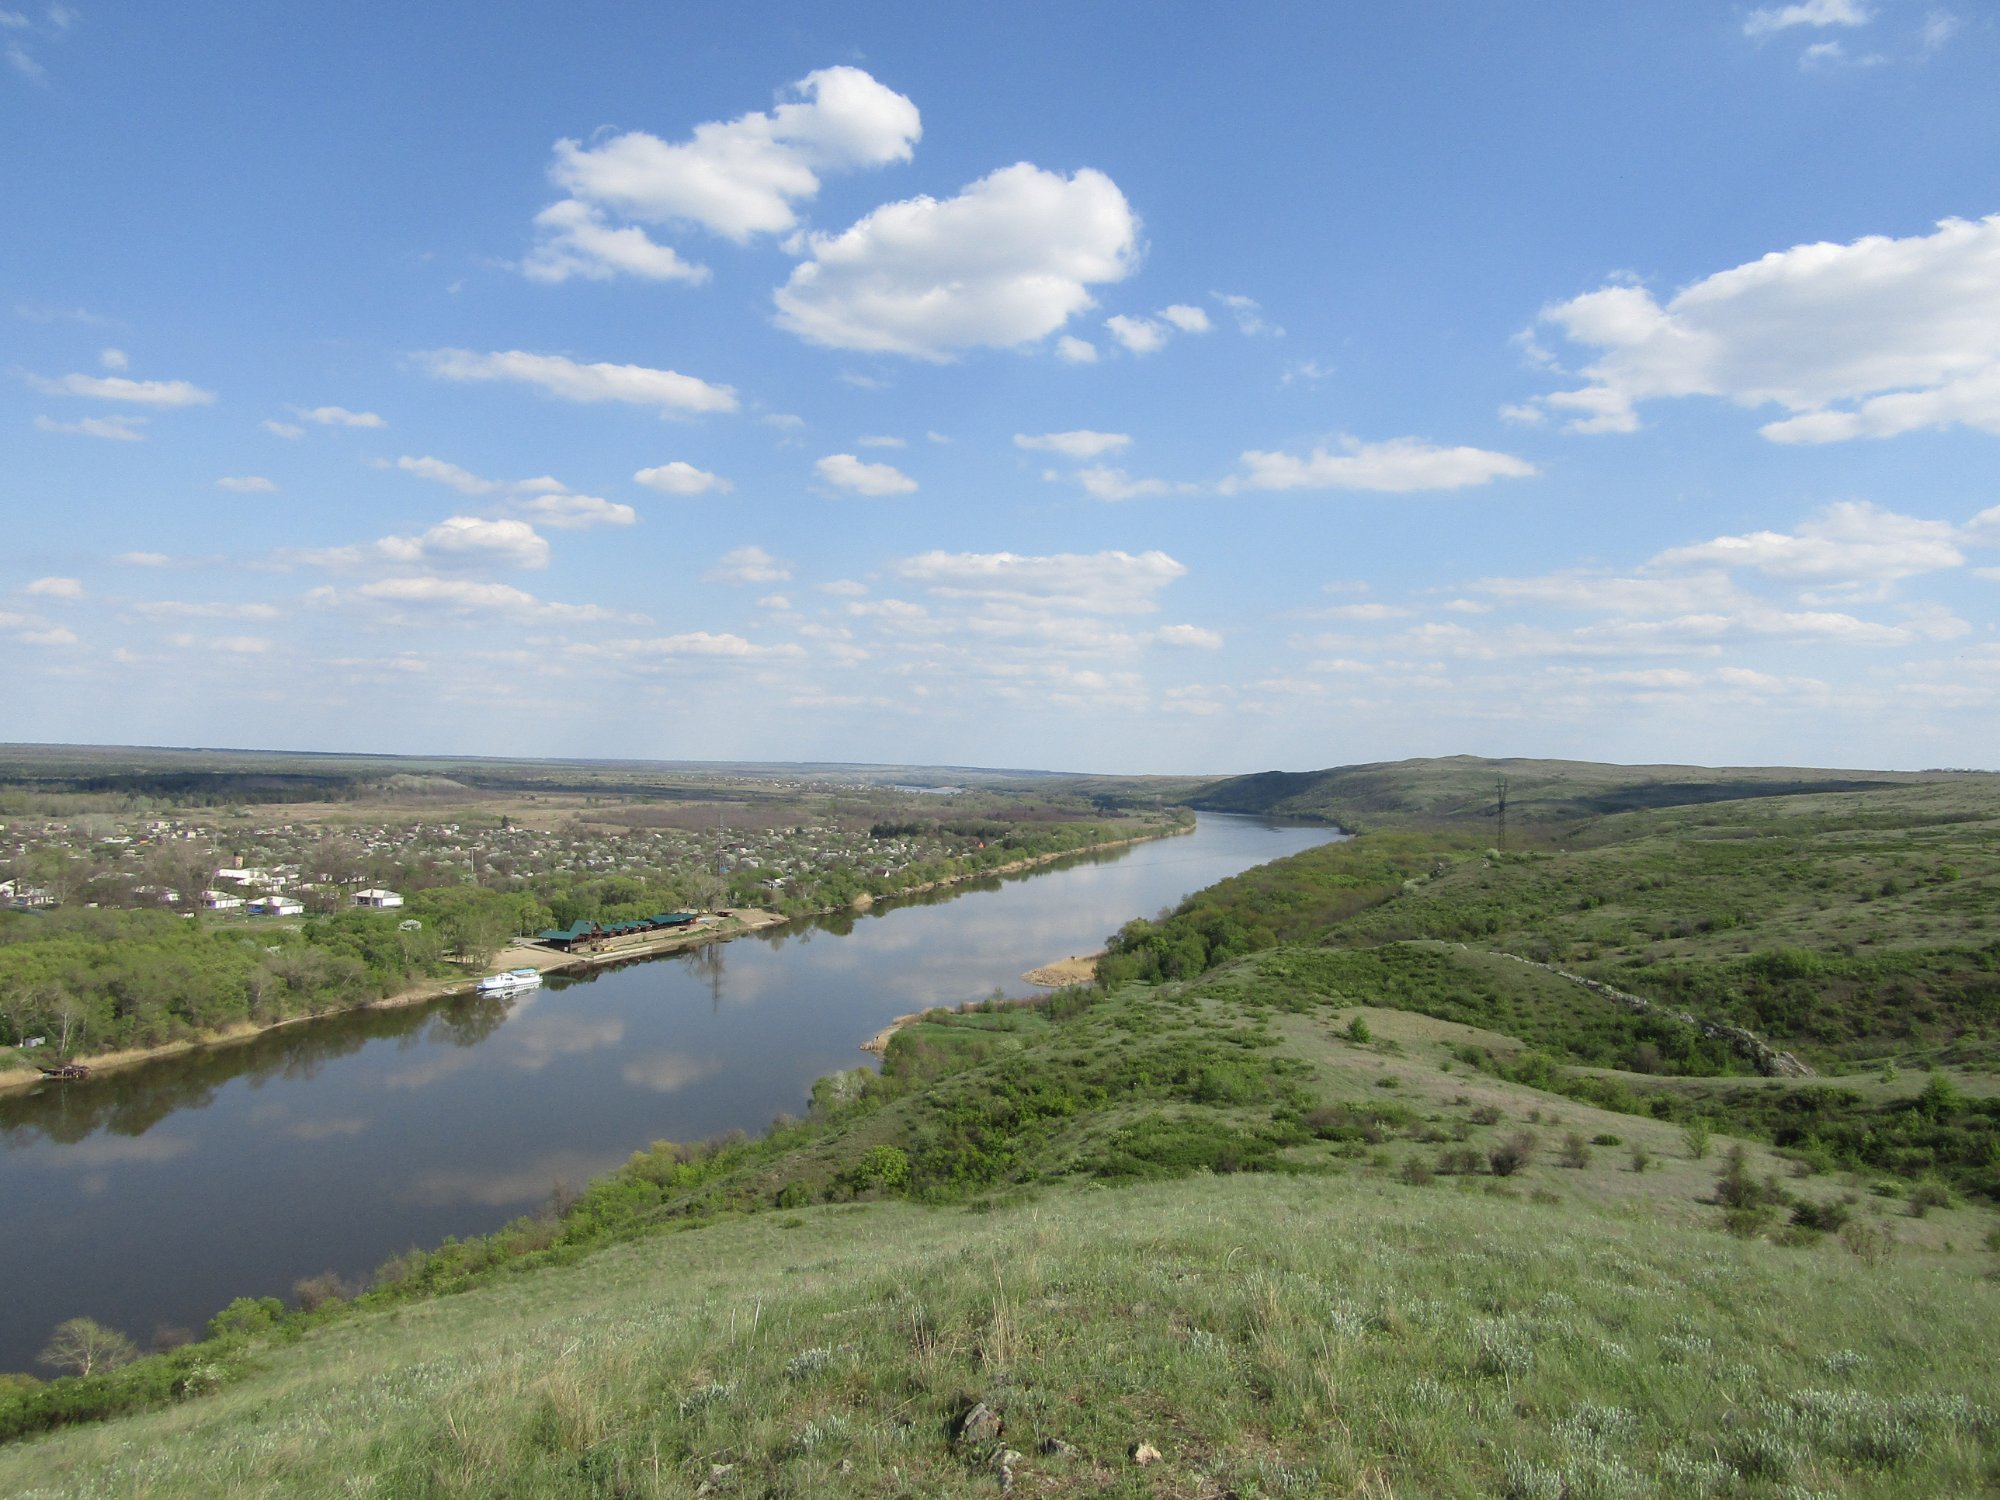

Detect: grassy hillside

[1185,754,1960,834]
[5,761,2000,1495]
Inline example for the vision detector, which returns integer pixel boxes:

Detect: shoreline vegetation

[0,822,1188,1094]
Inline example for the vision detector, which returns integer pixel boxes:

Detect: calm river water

[0,815,1336,1371]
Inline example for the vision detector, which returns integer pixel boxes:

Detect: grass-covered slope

[1187,753,1951,832]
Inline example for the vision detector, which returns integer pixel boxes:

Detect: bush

[1489,1132,1537,1177]
[1345,1015,1372,1044]
[1683,1122,1713,1160]
[1399,1156,1436,1186]
[1469,1104,1503,1126]
[1908,1179,1954,1218]
[1558,1132,1591,1169]
[1435,1146,1484,1176]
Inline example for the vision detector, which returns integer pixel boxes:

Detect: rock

[957,1401,1004,1448]
[995,1448,1023,1490]
[1037,1437,1077,1458]
[1131,1441,1162,1465]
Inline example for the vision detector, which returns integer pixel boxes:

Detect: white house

[249,895,305,917]
[199,889,245,911]
[352,888,405,909]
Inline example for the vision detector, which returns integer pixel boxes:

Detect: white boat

[475,967,544,994]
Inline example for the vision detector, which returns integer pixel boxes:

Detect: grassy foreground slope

[4,1166,1995,1499]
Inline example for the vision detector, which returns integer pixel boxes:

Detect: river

[0,814,1336,1372]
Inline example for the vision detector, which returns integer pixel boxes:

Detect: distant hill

[1185,754,1955,831]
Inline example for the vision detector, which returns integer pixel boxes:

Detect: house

[249,895,305,917]
[0,880,56,909]
[199,889,245,911]
[352,888,405,909]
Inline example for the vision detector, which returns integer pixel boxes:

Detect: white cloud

[396,455,499,495]
[634,460,731,495]
[261,419,305,439]
[820,579,869,596]
[131,600,282,620]
[293,405,386,428]
[1105,314,1167,355]
[98,348,128,370]
[773,162,1139,360]
[418,348,738,416]
[816,452,917,495]
[541,66,919,245]
[114,552,171,567]
[1214,292,1279,336]
[1744,0,1871,36]
[856,434,905,448]
[1156,623,1223,649]
[34,413,145,441]
[1055,336,1099,364]
[217,475,278,494]
[1071,465,1194,501]
[26,576,82,598]
[893,549,1186,614]
[1648,501,1963,582]
[29,372,215,406]
[519,492,636,529]
[1159,304,1212,334]
[706,545,791,584]
[1532,215,2000,442]
[354,576,614,622]
[1014,429,1130,459]
[587,632,802,661]
[290,515,551,573]
[1224,436,1537,492]
[522,199,711,285]
[18,626,79,646]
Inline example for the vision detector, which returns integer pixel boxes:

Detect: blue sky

[6,1,1999,773]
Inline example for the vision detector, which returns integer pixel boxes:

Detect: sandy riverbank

[1022,952,1101,988]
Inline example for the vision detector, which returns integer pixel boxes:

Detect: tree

[37,1317,137,1378]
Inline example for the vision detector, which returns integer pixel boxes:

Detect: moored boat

[475,967,544,994]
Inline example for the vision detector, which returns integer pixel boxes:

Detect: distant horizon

[3,739,1988,783]
[7,6,1999,770]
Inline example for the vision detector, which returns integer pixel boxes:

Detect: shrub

[1558,1132,1591,1169]
[1591,1133,1623,1146]
[1683,1122,1713,1160]
[1489,1132,1537,1177]
[1791,1198,1853,1233]
[1435,1146,1484,1176]
[1908,1179,1954,1218]
[1345,1015,1372,1044]
[1629,1146,1651,1173]
[1469,1104,1503,1126]
[1399,1156,1436,1186]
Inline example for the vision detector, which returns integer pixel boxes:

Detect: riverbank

[0,908,787,1095]
[1023,952,1101,987]
[0,823,1190,1095]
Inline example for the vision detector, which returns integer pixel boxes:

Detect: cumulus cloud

[706,545,791,584]
[1223,436,1537,493]
[418,348,738,416]
[541,66,918,248]
[293,405,385,428]
[1070,466,1196,501]
[519,492,636,529]
[1214,292,1279,336]
[816,452,917,495]
[1055,336,1099,364]
[1105,314,1168,355]
[26,576,82,598]
[396,455,499,495]
[522,199,710,285]
[1744,0,1871,36]
[29,372,215,406]
[217,475,278,494]
[286,515,552,573]
[773,162,1139,360]
[354,576,615,622]
[261,419,305,439]
[893,549,1187,614]
[1648,501,1963,582]
[1156,623,1223,649]
[856,434,905,448]
[1014,429,1129,459]
[130,600,282,620]
[34,413,145,440]
[1529,215,2000,442]
[634,460,731,495]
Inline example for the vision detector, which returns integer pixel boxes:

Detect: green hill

[1185,754,1958,833]
[4,762,2000,1496]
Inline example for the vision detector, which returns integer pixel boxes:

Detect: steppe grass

[1,1173,1992,1498]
